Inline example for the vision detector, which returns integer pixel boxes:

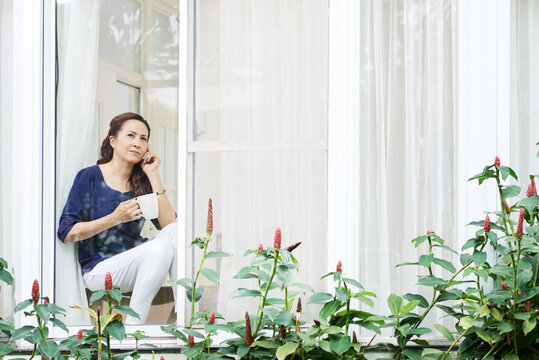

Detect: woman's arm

[64,199,142,243]
[146,173,176,228]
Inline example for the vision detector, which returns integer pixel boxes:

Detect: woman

[58,112,177,324]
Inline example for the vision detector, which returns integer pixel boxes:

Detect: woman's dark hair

[97,112,152,196]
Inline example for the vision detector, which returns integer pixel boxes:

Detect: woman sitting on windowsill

[57,112,178,324]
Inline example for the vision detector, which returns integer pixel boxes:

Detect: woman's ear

[109,135,116,149]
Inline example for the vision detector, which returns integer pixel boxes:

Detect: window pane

[116,81,140,114]
[151,10,179,86]
[99,0,141,72]
[190,150,327,321]
[193,1,328,142]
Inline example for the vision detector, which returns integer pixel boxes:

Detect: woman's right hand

[111,199,142,224]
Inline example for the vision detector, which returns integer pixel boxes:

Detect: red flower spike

[504,200,511,214]
[188,335,195,348]
[279,324,287,339]
[32,279,39,304]
[203,308,207,312]
[532,178,537,194]
[44,299,49,305]
[258,243,263,253]
[516,208,524,238]
[77,329,83,340]
[484,215,491,233]
[460,301,464,307]
[160,357,165,360]
[105,272,112,291]
[427,230,431,235]
[525,300,531,312]
[352,331,358,344]
[206,198,213,237]
[296,298,302,313]
[495,156,500,167]
[274,228,281,249]
[502,281,508,290]
[245,312,253,345]
[336,260,343,273]
[527,183,536,197]
[209,311,215,325]
[476,265,479,270]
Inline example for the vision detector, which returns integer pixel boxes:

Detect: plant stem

[253,250,279,338]
[481,342,501,360]
[344,285,351,335]
[190,236,211,326]
[440,313,480,360]
[285,287,288,311]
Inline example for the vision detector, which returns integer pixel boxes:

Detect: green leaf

[275,311,295,326]
[308,292,333,304]
[335,288,349,303]
[502,185,521,199]
[205,251,232,258]
[14,299,33,313]
[251,340,280,349]
[185,286,204,303]
[519,195,539,214]
[459,316,475,329]
[10,325,34,340]
[433,323,454,341]
[387,294,402,317]
[399,300,420,316]
[176,277,193,288]
[490,264,513,278]
[107,320,125,341]
[276,342,299,360]
[0,319,14,331]
[0,269,13,285]
[329,334,351,355]
[34,304,50,322]
[50,318,68,333]
[114,305,140,319]
[432,258,456,273]
[473,251,487,265]
[0,344,13,357]
[318,340,331,352]
[402,349,422,360]
[38,340,60,360]
[200,268,220,284]
[418,254,434,267]
[229,288,261,299]
[342,278,364,289]
[504,355,519,360]
[403,293,428,308]
[499,320,515,334]
[89,290,106,305]
[523,319,536,335]
[474,328,491,344]
[460,253,473,266]
[183,328,205,338]
[417,276,446,287]
[319,300,342,320]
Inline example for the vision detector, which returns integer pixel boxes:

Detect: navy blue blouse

[57,165,160,275]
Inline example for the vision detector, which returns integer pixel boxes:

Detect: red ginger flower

[206,198,213,236]
[527,182,537,197]
[188,335,194,348]
[504,200,511,214]
[336,260,342,273]
[203,308,207,312]
[258,243,263,253]
[279,324,287,339]
[525,300,531,312]
[209,311,215,324]
[105,272,112,291]
[502,281,508,290]
[296,298,302,313]
[427,230,431,235]
[245,312,253,345]
[44,299,49,305]
[274,228,281,249]
[484,215,491,233]
[516,208,524,238]
[352,331,358,344]
[495,156,500,167]
[160,357,165,360]
[32,279,39,304]
[77,329,83,340]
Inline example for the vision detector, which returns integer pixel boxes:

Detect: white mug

[136,193,159,219]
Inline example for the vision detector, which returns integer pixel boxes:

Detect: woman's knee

[148,241,174,264]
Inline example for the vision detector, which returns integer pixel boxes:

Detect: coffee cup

[136,193,159,219]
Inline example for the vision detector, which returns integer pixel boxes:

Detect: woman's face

[110,119,149,165]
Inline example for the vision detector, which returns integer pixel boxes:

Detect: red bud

[527,183,536,197]
[105,272,112,291]
[525,300,531,312]
[258,243,263,253]
[274,228,281,249]
[279,324,287,339]
[296,298,302,313]
[77,329,83,340]
[44,299,49,305]
[336,260,342,273]
[206,198,213,236]
[516,208,524,238]
[32,279,39,304]
[245,312,253,345]
[427,230,431,235]
[502,281,508,290]
[504,200,511,214]
[484,215,491,233]
[460,301,464,307]
[188,335,195,348]
[209,311,215,324]
[476,265,479,270]
[495,156,500,167]
[203,308,207,312]
[352,331,358,344]
[160,357,165,360]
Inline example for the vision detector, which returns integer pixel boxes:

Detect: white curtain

[192,0,328,321]
[511,0,539,181]
[0,0,14,321]
[329,0,456,334]
[55,0,100,325]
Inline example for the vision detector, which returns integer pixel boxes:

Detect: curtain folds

[55,0,100,325]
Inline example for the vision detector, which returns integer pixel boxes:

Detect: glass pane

[194,1,328,142]
[116,81,140,114]
[99,0,141,72]
[190,150,327,321]
[151,10,179,86]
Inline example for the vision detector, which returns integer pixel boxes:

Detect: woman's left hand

[141,148,161,176]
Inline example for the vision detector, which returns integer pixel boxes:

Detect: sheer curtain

[55,0,100,325]
[511,0,539,181]
[192,0,328,321]
[329,0,456,333]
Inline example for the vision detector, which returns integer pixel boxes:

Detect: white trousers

[83,222,178,324]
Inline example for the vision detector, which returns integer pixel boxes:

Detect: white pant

[83,222,178,324]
